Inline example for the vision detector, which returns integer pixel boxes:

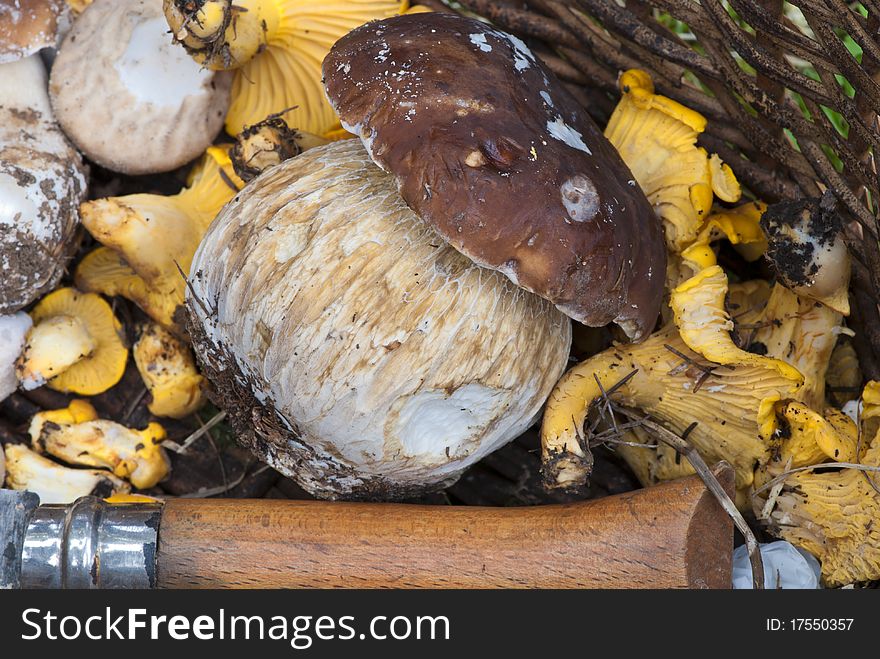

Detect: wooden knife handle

[156,469,733,589]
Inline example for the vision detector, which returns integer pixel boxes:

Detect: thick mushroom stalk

[76,146,243,333]
[187,139,572,499]
[163,0,406,136]
[15,288,128,395]
[604,69,741,254]
[133,322,204,419]
[29,401,169,489]
[0,55,87,314]
[324,14,667,341]
[540,326,801,494]
[4,444,130,504]
[761,193,851,315]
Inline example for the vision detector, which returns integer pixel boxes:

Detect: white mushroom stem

[16,315,97,390]
[3,444,129,504]
[0,55,87,313]
[0,312,32,402]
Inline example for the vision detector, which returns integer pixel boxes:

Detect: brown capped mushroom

[0,0,69,63]
[323,13,666,341]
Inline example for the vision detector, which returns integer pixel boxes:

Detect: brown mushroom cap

[323,13,666,340]
[0,0,68,64]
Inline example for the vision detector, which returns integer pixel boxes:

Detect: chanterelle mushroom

[0,54,87,314]
[758,408,880,586]
[75,145,243,333]
[15,287,128,395]
[187,139,571,499]
[163,0,405,137]
[323,13,666,341]
[4,443,130,503]
[30,400,170,489]
[49,0,232,174]
[604,70,741,256]
[133,322,204,419]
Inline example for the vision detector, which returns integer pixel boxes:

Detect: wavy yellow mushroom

[671,265,804,383]
[133,322,204,419]
[15,288,128,395]
[541,325,801,493]
[748,284,845,410]
[604,69,741,253]
[163,0,409,137]
[760,425,880,587]
[76,146,243,333]
[29,400,170,489]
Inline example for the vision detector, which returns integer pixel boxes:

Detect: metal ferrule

[20,496,162,589]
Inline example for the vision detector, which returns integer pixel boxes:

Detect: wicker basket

[456,0,880,380]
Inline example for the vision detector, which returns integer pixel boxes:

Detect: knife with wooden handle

[2,467,733,589]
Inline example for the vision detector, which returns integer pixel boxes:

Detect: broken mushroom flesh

[4,443,130,503]
[187,139,571,500]
[50,0,232,174]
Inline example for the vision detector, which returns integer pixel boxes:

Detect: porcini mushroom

[15,287,128,395]
[324,14,666,341]
[50,0,232,174]
[29,400,170,489]
[4,443,130,503]
[0,0,69,63]
[0,312,32,402]
[133,322,204,419]
[761,192,851,315]
[75,145,243,332]
[187,138,572,499]
[0,54,87,314]
[163,0,406,137]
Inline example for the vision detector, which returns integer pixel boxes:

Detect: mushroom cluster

[1,1,878,587]
[539,68,876,585]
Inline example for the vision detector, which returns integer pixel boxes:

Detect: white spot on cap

[546,117,592,154]
[497,32,535,72]
[469,33,492,52]
[539,90,554,107]
[561,175,600,223]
